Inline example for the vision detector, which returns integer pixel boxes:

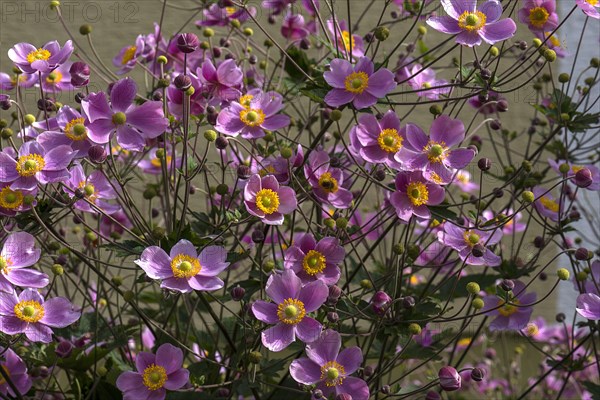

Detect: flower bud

[327,311,339,323]
[556,312,566,322]
[251,230,265,243]
[371,291,392,315]
[439,366,461,391]
[500,279,515,292]
[472,298,484,309]
[472,244,485,258]
[374,26,390,41]
[558,73,570,83]
[574,168,593,188]
[425,391,441,400]
[557,268,570,280]
[177,33,200,53]
[51,264,64,276]
[0,94,10,111]
[522,190,535,203]
[402,296,415,309]
[471,367,485,382]
[174,74,192,91]
[55,340,74,358]
[157,55,168,64]
[237,165,251,179]
[248,350,262,364]
[478,158,491,171]
[575,247,591,260]
[330,109,343,121]
[215,136,229,149]
[88,145,107,164]
[408,323,422,335]
[70,62,90,87]
[79,24,92,35]
[231,285,245,301]
[466,282,480,295]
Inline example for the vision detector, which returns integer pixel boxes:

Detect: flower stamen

[277,298,306,325]
[142,364,167,391]
[170,254,201,279]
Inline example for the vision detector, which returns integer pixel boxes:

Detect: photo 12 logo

[1,1,139,24]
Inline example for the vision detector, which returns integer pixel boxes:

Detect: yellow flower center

[497,299,520,317]
[0,366,10,385]
[14,300,45,323]
[344,71,369,94]
[239,108,265,127]
[422,82,432,89]
[142,364,167,391]
[525,322,539,337]
[463,230,481,247]
[0,255,13,275]
[303,250,327,275]
[16,154,45,177]
[0,187,24,210]
[529,7,550,27]
[226,6,236,15]
[277,298,306,325]
[77,181,97,202]
[64,117,88,141]
[341,30,355,53]
[112,112,127,126]
[26,48,51,64]
[545,32,561,47]
[423,141,448,163]
[318,172,339,193]
[458,11,487,32]
[406,181,429,206]
[255,189,280,215]
[429,172,444,184]
[377,128,403,153]
[121,46,137,65]
[586,0,598,5]
[320,361,345,387]
[150,155,172,168]
[45,71,63,84]
[239,94,254,108]
[540,196,559,212]
[258,165,276,177]
[571,165,584,173]
[457,337,472,347]
[170,254,201,279]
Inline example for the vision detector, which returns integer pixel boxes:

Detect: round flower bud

[243,28,254,36]
[237,165,251,180]
[558,73,570,83]
[532,38,543,48]
[200,41,210,50]
[248,351,262,364]
[262,260,275,273]
[174,74,192,91]
[466,282,480,295]
[143,187,157,200]
[360,279,372,290]
[381,385,391,395]
[111,276,123,286]
[429,105,442,115]
[177,33,200,53]
[438,366,461,391]
[330,109,343,121]
[499,279,515,292]
[157,55,168,64]
[280,147,293,159]
[1,128,13,139]
[374,26,390,41]
[576,270,588,281]
[185,86,195,96]
[417,25,427,35]
[521,190,535,203]
[203,28,215,38]
[393,243,404,255]
[216,184,229,196]
[79,24,92,35]
[543,49,557,62]
[472,298,484,309]
[329,285,342,301]
[555,312,566,322]
[252,230,265,243]
[408,323,422,335]
[490,46,499,57]
[558,163,570,174]
[402,296,415,309]
[407,244,421,260]
[88,145,107,164]
[24,114,36,126]
[215,136,229,149]
[231,285,245,301]
[336,217,348,230]
[471,367,485,382]
[51,264,64,276]
[327,311,339,323]
[575,247,591,260]
[497,99,509,112]
[574,168,593,188]
[123,290,135,302]
[477,158,491,171]
[203,129,218,142]
[557,268,570,280]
